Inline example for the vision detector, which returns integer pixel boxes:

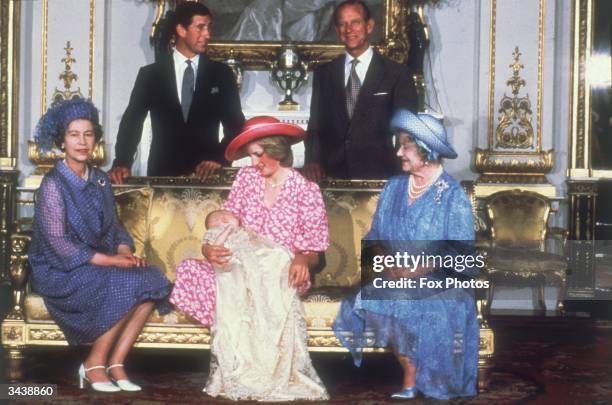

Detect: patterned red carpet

[4,317,612,404]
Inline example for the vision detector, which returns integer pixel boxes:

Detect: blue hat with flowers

[34,98,100,152]
[390,109,457,160]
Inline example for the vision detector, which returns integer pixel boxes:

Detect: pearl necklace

[408,167,443,200]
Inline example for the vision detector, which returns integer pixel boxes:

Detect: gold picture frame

[153,0,412,70]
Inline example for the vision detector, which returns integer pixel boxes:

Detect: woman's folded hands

[89,244,147,268]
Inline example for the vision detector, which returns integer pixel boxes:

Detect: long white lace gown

[204,227,329,401]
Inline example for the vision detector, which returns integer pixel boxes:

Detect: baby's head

[205,209,240,230]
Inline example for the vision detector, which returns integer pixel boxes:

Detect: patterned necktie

[181,60,194,122]
[345,58,361,119]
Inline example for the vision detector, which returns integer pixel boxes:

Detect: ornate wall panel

[40,0,97,113]
[474,0,556,198]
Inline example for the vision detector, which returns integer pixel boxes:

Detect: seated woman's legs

[396,354,417,388]
[83,309,133,383]
[83,301,155,383]
[107,301,155,381]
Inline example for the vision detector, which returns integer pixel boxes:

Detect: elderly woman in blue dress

[29,99,171,392]
[333,109,479,400]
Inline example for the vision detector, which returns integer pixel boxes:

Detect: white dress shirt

[343,46,373,86]
[173,49,199,103]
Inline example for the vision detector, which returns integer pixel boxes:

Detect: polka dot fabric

[28,161,171,345]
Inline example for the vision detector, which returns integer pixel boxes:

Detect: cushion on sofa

[145,188,228,281]
[114,187,153,258]
[314,191,379,288]
[25,287,348,329]
[24,293,197,326]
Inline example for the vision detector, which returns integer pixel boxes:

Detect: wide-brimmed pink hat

[224,116,305,161]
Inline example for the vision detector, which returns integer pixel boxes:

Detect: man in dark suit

[109,2,245,183]
[304,0,417,180]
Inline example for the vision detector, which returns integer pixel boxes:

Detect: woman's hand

[112,254,142,268]
[90,252,146,268]
[202,243,232,267]
[288,254,311,287]
[116,244,147,267]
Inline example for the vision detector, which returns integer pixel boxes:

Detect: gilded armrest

[7,232,31,320]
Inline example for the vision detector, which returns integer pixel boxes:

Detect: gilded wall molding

[41,0,48,114]
[88,0,95,98]
[568,0,592,177]
[479,0,551,183]
[51,42,83,103]
[487,0,498,147]
[29,41,105,171]
[0,0,20,166]
[487,0,545,150]
[536,0,545,152]
[474,148,554,176]
[41,0,96,112]
[494,47,534,149]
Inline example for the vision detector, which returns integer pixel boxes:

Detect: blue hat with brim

[34,98,100,152]
[390,109,457,159]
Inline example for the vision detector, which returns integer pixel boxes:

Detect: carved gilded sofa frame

[2,171,494,381]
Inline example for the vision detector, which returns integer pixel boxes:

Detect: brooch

[97,178,106,187]
[433,179,449,204]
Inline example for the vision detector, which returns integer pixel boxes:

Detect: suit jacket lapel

[161,56,181,109]
[352,51,385,117]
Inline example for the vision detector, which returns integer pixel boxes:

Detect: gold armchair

[483,189,568,314]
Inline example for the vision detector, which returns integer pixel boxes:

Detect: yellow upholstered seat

[483,189,568,313]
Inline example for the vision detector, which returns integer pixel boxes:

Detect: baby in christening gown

[203,210,326,401]
[203,209,294,285]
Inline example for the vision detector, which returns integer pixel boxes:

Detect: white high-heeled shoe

[78,364,120,392]
[107,364,142,391]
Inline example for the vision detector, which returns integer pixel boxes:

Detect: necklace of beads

[408,166,442,200]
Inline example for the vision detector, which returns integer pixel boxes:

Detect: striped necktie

[345,58,361,119]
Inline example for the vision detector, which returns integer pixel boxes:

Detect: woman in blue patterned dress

[28,99,171,392]
[333,109,479,400]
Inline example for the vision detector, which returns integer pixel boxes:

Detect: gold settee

[1,170,494,380]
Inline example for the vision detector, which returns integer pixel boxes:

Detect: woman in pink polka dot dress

[170,116,330,401]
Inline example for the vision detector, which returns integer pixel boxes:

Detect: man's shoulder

[373,51,408,73]
[136,59,168,77]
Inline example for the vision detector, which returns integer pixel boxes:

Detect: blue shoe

[391,387,418,399]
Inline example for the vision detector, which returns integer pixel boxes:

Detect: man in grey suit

[304,0,417,180]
